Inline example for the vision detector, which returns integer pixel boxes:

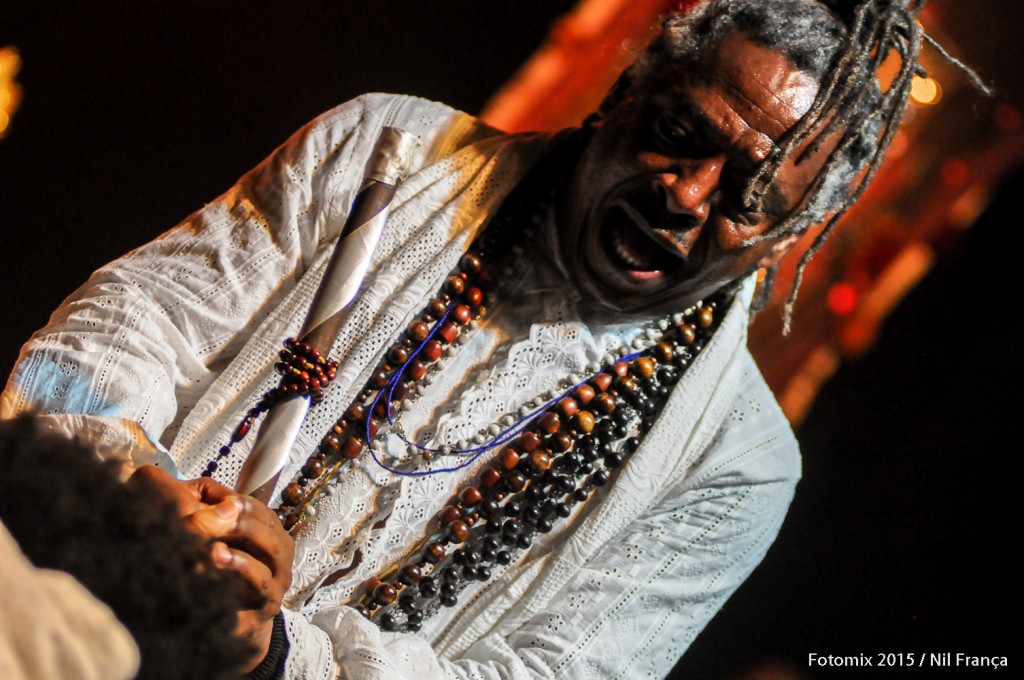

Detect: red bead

[438,322,458,344]
[593,373,613,393]
[231,417,253,442]
[407,320,430,342]
[389,345,409,365]
[373,583,397,606]
[539,413,561,434]
[321,432,341,452]
[551,433,573,452]
[347,403,366,422]
[574,384,595,404]
[428,298,448,318]
[407,359,427,380]
[445,276,465,296]
[500,448,520,470]
[558,397,579,418]
[440,505,462,525]
[391,378,411,401]
[481,467,502,488]
[423,340,443,361]
[342,436,363,460]
[460,253,483,274]
[399,564,423,585]
[575,410,595,433]
[521,431,541,452]
[302,457,325,478]
[453,304,472,325]
[465,287,483,308]
[424,542,446,563]
[612,361,629,377]
[447,520,470,543]
[460,487,483,506]
[282,482,304,506]
[616,375,639,396]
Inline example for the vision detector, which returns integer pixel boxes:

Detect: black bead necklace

[346,289,727,633]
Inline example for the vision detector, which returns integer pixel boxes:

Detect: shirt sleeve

[0,521,141,680]
[0,94,466,464]
[278,357,801,679]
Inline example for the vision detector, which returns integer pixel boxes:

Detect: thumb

[187,497,242,538]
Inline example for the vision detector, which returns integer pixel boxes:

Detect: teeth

[611,225,653,270]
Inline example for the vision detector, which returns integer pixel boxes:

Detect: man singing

[2,1,971,677]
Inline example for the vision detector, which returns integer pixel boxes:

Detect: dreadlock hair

[605,0,988,332]
[0,415,254,680]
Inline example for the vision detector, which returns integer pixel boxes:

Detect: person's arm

[1,98,366,461]
[1,94,477,467]
[0,521,140,680]
[274,360,800,679]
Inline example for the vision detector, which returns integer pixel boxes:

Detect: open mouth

[602,204,688,281]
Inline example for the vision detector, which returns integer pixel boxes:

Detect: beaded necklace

[208,138,731,632]
[346,292,725,634]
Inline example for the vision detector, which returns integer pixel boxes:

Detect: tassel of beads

[202,338,339,478]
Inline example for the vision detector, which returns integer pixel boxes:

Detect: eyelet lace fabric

[1,95,801,679]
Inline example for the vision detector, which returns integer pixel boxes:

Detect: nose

[653,159,723,229]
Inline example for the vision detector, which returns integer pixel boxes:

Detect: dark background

[1,2,1018,678]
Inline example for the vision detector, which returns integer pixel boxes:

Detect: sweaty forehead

[708,33,819,121]
[650,32,820,143]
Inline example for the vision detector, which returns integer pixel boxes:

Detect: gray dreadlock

[611,0,989,332]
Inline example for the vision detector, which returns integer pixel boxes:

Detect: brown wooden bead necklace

[206,135,731,632]
[343,289,728,633]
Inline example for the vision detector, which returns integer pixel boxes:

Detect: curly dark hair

[0,415,254,680]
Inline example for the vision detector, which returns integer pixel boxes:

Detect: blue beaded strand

[366,302,645,477]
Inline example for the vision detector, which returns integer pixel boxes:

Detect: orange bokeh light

[827,282,858,316]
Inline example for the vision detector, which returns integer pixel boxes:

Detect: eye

[718,171,764,226]
[652,113,694,154]
[725,200,766,227]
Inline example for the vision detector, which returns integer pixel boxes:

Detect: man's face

[560,32,833,315]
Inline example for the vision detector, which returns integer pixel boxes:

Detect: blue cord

[365,303,646,477]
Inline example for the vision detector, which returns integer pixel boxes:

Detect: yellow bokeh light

[0,46,21,139]
[910,75,941,105]
[0,47,21,77]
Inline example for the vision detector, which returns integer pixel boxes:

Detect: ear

[757,233,801,268]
